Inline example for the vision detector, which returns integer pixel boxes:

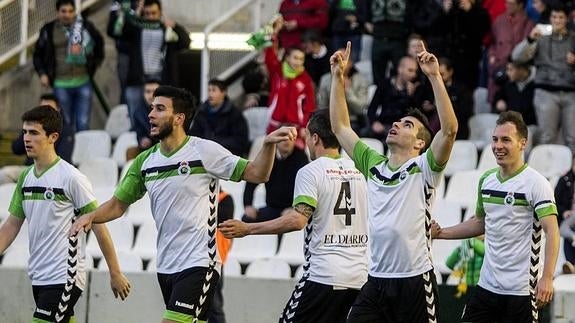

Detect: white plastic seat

[0,183,17,220]
[367,84,377,103]
[360,34,373,62]
[119,159,135,181]
[472,87,490,115]
[243,107,270,142]
[432,239,461,275]
[147,257,157,272]
[93,186,115,205]
[1,247,29,268]
[294,264,306,280]
[355,60,373,85]
[444,140,478,177]
[86,216,134,259]
[468,113,499,148]
[274,230,305,266]
[105,104,132,140]
[72,130,112,165]
[78,157,118,188]
[432,199,462,227]
[227,234,278,264]
[444,170,483,208]
[476,144,498,172]
[527,144,572,179]
[111,131,138,167]
[131,217,157,261]
[220,181,247,220]
[224,257,242,277]
[98,250,143,272]
[244,258,291,279]
[361,137,384,154]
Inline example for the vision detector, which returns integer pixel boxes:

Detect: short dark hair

[405,108,432,154]
[40,93,59,104]
[496,111,528,139]
[144,0,162,10]
[153,85,196,130]
[22,105,62,136]
[301,29,323,44]
[283,47,304,61]
[438,57,453,71]
[208,79,228,92]
[307,109,340,150]
[549,2,568,15]
[56,0,75,10]
[144,78,162,86]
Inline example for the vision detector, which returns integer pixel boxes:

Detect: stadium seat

[0,183,17,220]
[444,170,483,208]
[1,247,29,268]
[468,113,498,148]
[360,34,373,62]
[72,130,112,165]
[472,87,490,115]
[367,84,377,103]
[147,257,157,272]
[86,216,134,259]
[444,140,478,177]
[432,199,462,227]
[243,107,270,142]
[220,181,247,220]
[119,159,135,181]
[78,157,119,189]
[432,239,461,275]
[355,60,373,85]
[227,235,278,265]
[361,137,384,154]
[527,144,572,179]
[293,263,306,280]
[111,131,138,167]
[224,257,242,277]
[131,217,157,261]
[125,193,153,226]
[245,258,292,279]
[98,250,143,272]
[274,230,305,266]
[93,186,115,205]
[476,144,497,172]
[104,104,131,140]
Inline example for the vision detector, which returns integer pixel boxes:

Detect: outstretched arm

[417,41,458,166]
[329,42,361,157]
[92,224,131,300]
[431,215,485,240]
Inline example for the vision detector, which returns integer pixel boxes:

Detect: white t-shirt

[293,155,368,289]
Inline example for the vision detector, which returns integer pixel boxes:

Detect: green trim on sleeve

[475,168,497,218]
[163,310,198,323]
[114,148,154,204]
[352,140,387,178]
[536,205,558,219]
[426,149,446,172]
[293,195,318,209]
[230,158,249,182]
[32,318,52,323]
[8,166,32,219]
[78,200,98,215]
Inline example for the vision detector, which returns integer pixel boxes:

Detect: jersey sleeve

[531,176,558,219]
[197,139,248,182]
[114,151,148,204]
[67,170,98,215]
[475,169,497,219]
[8,166,31,219]
[418,149,445,189]
[352,140,387,179]
[292,164,318,209]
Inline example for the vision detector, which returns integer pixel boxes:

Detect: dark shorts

[461,285,538,323]
[157,266,220,322]
[347,270,439,323]
[279,278,360,323]
[32,284,83,323]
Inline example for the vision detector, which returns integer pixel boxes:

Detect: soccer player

[219,109,368,323]
[329,42,458,322]
[432,111,560,322]
[0,106,130,323]
[70,85,296,323]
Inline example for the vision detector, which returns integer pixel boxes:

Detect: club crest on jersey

[504,192,515,206]
[44,187,55,200]
[178,161,191,176]
[399,170,408,182]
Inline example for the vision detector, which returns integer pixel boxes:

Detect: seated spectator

[242,137,308,223]
[301,29,331,86]
[555,156,575,273]
[492,60,537,125]
[316,55,369,133]
[188,79,249,157]
[328,0,365,62]
[439,57,474,139]
[233,67,269,111]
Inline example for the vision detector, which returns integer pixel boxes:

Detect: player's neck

[498,160,526,179]
[33,149,59,174]
[317,147,340,159]
[159,128,187,155]
[387,147,416,169]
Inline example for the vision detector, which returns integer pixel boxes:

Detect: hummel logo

[175,301,194,310]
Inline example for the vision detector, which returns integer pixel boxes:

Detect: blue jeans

[54,81,93,132]
[125,85,151,144]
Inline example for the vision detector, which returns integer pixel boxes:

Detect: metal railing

[200,0,262,101]
[0,0,100,68]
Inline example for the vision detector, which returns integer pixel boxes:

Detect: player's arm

[536,215,560,308]
[0,216,25,254]
[219,203,313,238]
[242,126,297,183]
[431,215,485,240]
[417,42,458,166]
[70,197,130,236]
[91,223,131,300]
[329,42,361,157]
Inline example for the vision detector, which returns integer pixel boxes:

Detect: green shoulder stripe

[426,149,446,172]
[293,195,317,208]
[114,146,156,204]
[352,140,387,179]
[78,201,98,215]
[475,168,498,218]
[536,204,558,219]
[8,166,33,219]
[231,158,249,182]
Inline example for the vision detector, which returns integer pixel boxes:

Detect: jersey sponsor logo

[175,300,194,310]
[44,187,55,200]
[35,307,52,316]
[323,234,368,247]
[504,191,515,206]
[177,161,191,176]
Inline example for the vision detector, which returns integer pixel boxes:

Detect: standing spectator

[329,0,366,63]
[266,17,316,150]
[512,4,575,153]
[278,0,330,49]
[107,0,190,154]
[33,0,104,132]
[301,29,331,87]
[487,0,534,103]
[439,57,474,139]
[554,156,575,272]
[492,60,537,125]
[188,79,250,157]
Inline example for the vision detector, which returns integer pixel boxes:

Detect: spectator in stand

[233,68,269,111]
[487,0,534,103]
[242,135,308,223]
[301,29,331,87]
[492,59,537,126]
[439,57,474,139]
[277,0,330,49]
[33,0,104,132]
[317,54,369,133]
[266,16,317,150]
[555,156,575,273]
[188,79,250,157]
[328,0,366,63]
[125,79,160,161]
[531,0,553,23]
[512,3,575,154]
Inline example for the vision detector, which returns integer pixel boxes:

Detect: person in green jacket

[446,236,485,297]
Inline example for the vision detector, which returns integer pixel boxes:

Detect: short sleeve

[197,139,247,182]
[67,171,98,215]
[8,167,31,218]
[114,151,148,204]
[531,177,558,219]
[292,165,318,209]
[352,140,387,179]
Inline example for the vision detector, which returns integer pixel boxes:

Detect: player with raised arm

[219,109,368,323]
[0,106,130,323]
[70,86,296,323]
[330,42,458,322]
[432,111,559,322]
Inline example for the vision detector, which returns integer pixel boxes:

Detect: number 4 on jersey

[333,182,356,225]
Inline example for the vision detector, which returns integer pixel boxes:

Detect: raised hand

[416,41,440,77]
[330,41,351,78]
[264,126,297,144]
